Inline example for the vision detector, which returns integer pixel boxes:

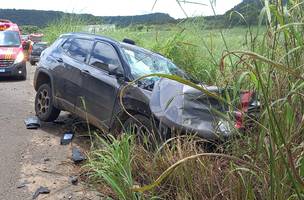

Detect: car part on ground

[32,186,50,199]
[24,116,41,129]
[72,147,86,164]
[60,130,74,145]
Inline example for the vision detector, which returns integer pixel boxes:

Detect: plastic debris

[60,131,74,145]
[72,147,86,164]
[53,119,66,125]
[24,116,41,129]
[68,176,78,185]
[32,186,50,199]
[17,180,29,189]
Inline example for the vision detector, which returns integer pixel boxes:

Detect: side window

[63,38,93,62]
[89,42,120,71]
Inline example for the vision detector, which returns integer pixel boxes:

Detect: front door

[56,37,94,111]
[79,41,123,130]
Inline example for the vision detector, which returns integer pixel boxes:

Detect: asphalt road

[0,63,33,199]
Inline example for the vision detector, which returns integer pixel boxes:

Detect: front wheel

[123,114,161,150]
[35,83,60,122]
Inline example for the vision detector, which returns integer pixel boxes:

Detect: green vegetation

[42,15,85,44]
[42,0,304,199]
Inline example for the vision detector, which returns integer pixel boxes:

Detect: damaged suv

[34,33,258,141]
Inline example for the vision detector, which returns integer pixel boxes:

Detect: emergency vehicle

[0,19,26,80]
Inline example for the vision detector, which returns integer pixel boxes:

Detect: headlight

[14,51,25,64]
[217,120,231,137]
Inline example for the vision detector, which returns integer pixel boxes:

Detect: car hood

[149,78,230,140]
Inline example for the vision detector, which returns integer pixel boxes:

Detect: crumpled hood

[149,78,230,140]
[0,47,22,60]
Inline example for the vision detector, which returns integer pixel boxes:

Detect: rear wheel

[35,83,60,122]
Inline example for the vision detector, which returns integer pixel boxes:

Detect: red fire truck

[0,19,26,80]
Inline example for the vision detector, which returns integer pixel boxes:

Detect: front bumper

[0,61,26,77]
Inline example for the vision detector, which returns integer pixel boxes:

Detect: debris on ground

[60,130,74,145]
[17,180,30,189]
[24,116,41,129]
[53,119,66,125]
[68,176,78,185]
[32,186,50,199]
[43,158,50,162]
[72,147,86,164]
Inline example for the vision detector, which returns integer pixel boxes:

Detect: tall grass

[85,134,139,200]
[42,1,304,199]
[43,14,86,44]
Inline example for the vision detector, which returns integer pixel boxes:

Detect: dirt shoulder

[0,63,103,200]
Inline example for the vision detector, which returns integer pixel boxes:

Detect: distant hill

[184,0,264,28]
[225,0,263,25]
[0,9,175,27]
[0,0,263,29]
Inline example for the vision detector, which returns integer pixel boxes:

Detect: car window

[89,42,120,71]
[63,38,93,62]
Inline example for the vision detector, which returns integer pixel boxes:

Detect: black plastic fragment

[17,180,29,189]
[24,116,41,129]
[32,186,50,199]
[68,176,78,185]
[72,147,86,164]
[60,130,74,145]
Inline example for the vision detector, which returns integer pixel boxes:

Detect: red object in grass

[235,91,253,129]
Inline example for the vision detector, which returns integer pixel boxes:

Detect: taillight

[235,91,254,129]
[235,111,243,129]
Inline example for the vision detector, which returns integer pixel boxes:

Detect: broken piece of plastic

[24,116,41,129]
[32,186,50,199]
[68,176,78,185]
[72,147,86,164]
[60,131,74,145]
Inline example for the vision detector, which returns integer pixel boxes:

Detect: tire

[123,114,160,150]
[30,61,36,66]
[35,83,60,122]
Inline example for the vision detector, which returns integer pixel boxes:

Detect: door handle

[56,57,63,63]
[81,69,91,75]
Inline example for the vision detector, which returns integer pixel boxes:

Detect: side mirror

[108,64,124,77]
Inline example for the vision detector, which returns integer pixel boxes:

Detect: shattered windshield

[0,31,21,47]
[122,46,186,79]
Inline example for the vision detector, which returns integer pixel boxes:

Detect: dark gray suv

[33,33,258,140]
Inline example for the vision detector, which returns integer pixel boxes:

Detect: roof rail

[123,38,136,45]
[0,19,12,23]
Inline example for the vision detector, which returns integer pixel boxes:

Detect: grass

[43,1,304,199]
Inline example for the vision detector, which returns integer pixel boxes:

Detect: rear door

[53,37,94,111]
[79,41,123,129]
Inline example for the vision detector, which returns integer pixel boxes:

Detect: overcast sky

[0,0,242,19]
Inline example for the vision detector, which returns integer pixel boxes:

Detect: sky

[0,0,242,19]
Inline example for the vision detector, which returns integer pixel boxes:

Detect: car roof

[61,32,119,45]
[61,32,168,60]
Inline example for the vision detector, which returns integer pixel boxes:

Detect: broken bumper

[149,78,232,140]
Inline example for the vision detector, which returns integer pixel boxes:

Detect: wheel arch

[34,69,53,91]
